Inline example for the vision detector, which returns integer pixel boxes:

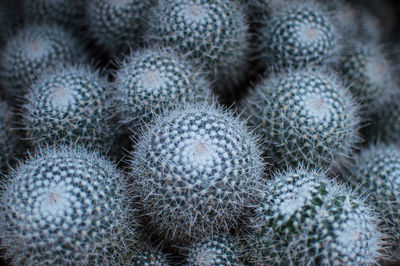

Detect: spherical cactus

[114,47,212,133]
[257,0,339,69]
[346,143,400,257]
[22,65,116,152]
[0,99,20,172]
[246,167,385,265]
[0,24,87,97]
[0,145,138,265]
[86,0,158,54]
[240,68,360,171]
[146,0,250,93]
[22,0,86,29]
[338,41,397,114]
[133,245,170,265]
[129,103,265,242]
[184,235,240,265]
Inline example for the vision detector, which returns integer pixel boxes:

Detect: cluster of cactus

[0,0,400,265]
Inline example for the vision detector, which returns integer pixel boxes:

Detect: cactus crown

[129,103,264,242]
[0,24,87,96]
[0,145,137,265]
[240,68,360,171]
[23,65,116,151]
[114,47,211,131]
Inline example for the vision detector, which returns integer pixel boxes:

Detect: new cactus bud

[240,68,360,171]
[129,103,264,242]
[22,65,116,152]
[114,47,211,133]
[146,0,250,93]
[0,24,87,97]
[0,145,138,265]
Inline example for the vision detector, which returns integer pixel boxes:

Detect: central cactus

[129,103,264,242]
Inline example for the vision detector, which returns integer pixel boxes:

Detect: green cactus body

[0,145,137,265]
[339,41,396,114]
[184,235,240,266]
[23,65,116,152]
[114,48,211,133]
[347,143,400,256]
[146,0,250,92]
[258,1,339,69]
[0,99,20,172]
[23,0,86,29]
[129,103,264,242]
[86,0,157,54]
[240,69,359,171]
[0,24,87,97]
[248,167,384,265]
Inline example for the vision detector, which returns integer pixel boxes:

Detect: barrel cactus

[129,103,264,242]
[0,145,137,265]
[114,47,211,133]
[240,68,360,171]
[246,167,385,265]
[22,65,116,152]
[146,0,250,93]
[0,24,87,97]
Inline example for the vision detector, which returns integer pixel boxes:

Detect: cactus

[0,145,137,265]
[129,103,264,242]
[246,167,385,265]
[240,68,360,171]
[114,47,211,133]
[0,24,87,97]
[133,244,170,266]
[86,0,157,54]
[184,235,240,265]
[146,0,250,93]
[374,93,400,144]
[22,0,86,29]
[338,41,396,114]
[257,0,339,69]
[346,143,400,257]
[22,65,116,153]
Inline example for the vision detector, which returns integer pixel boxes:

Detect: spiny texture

[184,235,240,265]
[0,146,137,265]
[0,24,87,97]
[339,41,396,114]
[86,0,157,54]
[247,167,384,265]
[0,99,20,172]
[129,103,264,242]
[23,0,86,29]
[133,245,170,266]
[375,93,400,144]
[146,0,250,92]
[258,1,339,69]
[240,69,359,171]
[114,48,211,133]
[346,143,400,256]
[22,65,116,152]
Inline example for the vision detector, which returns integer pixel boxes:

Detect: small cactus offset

[22,65,116,152]
[114,47,211,133]
[129,103,265,242]
[257,0,339,69]
[146,0,250,93]
[183,235,241,265]
[0,145,138,265]
[338,41,397,114]
[346,143,400,257]
[86,0,158,54]
[246,167,385,265]
[240,68,360,171]
[0,24,87,97]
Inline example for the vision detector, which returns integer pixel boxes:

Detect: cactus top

[114,47,211,131]
[0,24,87,96]
[130,103,264,241]
[259,1,339,69]
[240,68,359,171]
[0,145,136,265]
